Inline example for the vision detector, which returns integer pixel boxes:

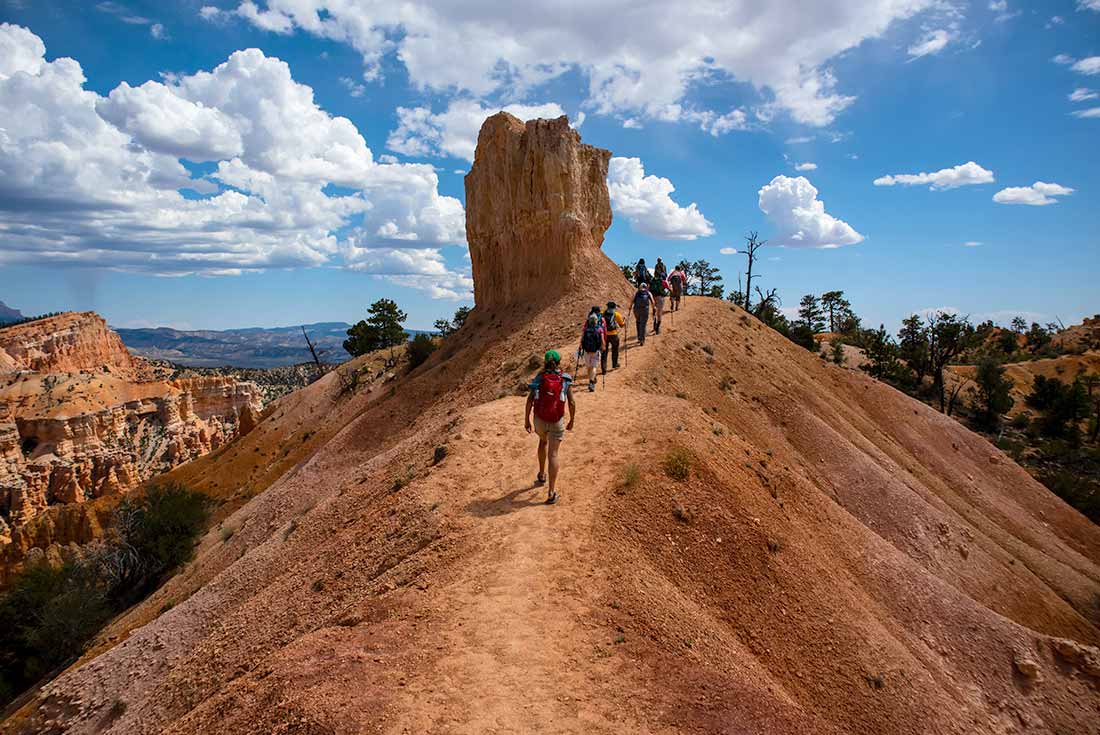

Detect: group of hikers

[523,256,686,504]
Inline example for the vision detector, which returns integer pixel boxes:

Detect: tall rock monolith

[465,113,623,309]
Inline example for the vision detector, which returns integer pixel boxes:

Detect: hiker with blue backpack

[627,281,656,346]
[525,350,576,505]
[577,311,606,391]
[634,258,651,286]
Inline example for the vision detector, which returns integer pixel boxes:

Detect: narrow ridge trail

[389,306,680,734]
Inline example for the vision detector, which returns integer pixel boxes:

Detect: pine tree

[343,299,408,356]
[970,357,1014,429]
[820,291,852,333]
[797,294,826,333]
[860,325,901,380]
[897,314,930,384]
[690,260,723,297]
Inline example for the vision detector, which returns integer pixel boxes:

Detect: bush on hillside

[663,447,692,481]
[0,482,212,707]
[407,333,438,370]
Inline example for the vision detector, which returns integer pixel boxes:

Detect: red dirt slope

[7,293,1099,735]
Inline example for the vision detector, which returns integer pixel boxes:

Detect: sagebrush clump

[663,447,692,481]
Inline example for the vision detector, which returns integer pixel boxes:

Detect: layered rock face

[0,313,261,583]
[0,312,135,374]
[465,113,622,309]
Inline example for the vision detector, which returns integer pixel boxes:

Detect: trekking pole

[572,348,580,379]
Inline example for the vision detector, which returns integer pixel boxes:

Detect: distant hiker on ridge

[628,281,655,346]
[525,350,575,505]
[578,312,606,391]
[602,301,625,373]
[668,265,685,312]
[634,258,651,286]
[654,257,667,281]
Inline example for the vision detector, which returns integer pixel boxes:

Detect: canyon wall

[464,113,622,309]
[0,313,261,583]
[0,312,135,374]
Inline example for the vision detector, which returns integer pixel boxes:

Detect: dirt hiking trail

[391,323,669,734]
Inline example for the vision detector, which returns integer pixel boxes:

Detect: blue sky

[0,0,1097,332]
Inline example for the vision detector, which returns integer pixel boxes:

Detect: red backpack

[533,371,569,422]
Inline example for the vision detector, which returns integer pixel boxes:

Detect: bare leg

[538,436,547,479]
[547,437,562,496]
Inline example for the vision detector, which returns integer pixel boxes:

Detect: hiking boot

[588,380,596,392]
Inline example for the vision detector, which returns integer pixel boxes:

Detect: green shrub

[663,447,692,481]
[406,333,437,370]
[119,483,212,583]
[0,561,112,704]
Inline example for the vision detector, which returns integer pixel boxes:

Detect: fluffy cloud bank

[873,161,994,189]
[992,182,1074,206]
[0,23,469,297]
[757,175,863,248]
[208,0,946,128]
[607,158,714,240]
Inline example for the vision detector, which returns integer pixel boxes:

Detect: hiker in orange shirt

[601,301,625,373]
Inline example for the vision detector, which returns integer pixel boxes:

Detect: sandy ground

[6,295,1100,735]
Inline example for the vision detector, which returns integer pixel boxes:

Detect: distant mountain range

[0,301,24,323]
[115,322,433,368]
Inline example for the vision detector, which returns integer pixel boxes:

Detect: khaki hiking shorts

[533,414,566,442]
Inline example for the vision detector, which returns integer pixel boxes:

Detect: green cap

[545,349,561,363]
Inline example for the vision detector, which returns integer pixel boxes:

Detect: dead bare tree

[301,326,327,381]
[736,232,768,312]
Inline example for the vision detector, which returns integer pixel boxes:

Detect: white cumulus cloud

[1052,54,1076,65]
[795,162,818,171]
[0,23,467,298]
[1078,0,1100,11]
[992,182,1074,206]
[215,0,949,128]
[719,247,738,255]
[873,161,994,190]
[757,175,863,248]
[607,157,714,240]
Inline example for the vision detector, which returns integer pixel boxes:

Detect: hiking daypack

[533,371,569,422]
[581,322,602,352]
[669,272,683,295]
[650,278,668,296]
[603,310,618,333]
[633,290,651,312]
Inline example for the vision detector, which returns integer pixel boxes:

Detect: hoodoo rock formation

[0,313,262,583]
[465,113,624,309]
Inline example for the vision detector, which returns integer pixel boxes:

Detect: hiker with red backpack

[577,311,606,391]
[525,350,576,505]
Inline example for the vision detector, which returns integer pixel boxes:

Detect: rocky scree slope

[6,115,1100,734]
